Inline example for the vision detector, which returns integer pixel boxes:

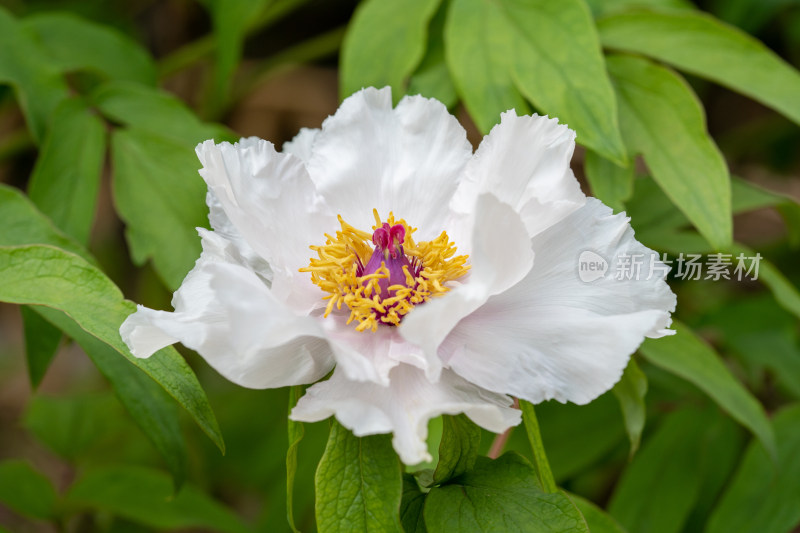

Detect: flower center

[301,210,469,332]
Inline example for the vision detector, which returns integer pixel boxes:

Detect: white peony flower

[120,87,676,465]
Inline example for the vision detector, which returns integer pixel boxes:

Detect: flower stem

[487,397,519,459]
[487,426,513,459]
[520,400,558,493]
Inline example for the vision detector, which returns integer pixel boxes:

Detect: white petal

[196,138,335,312]
[204,193,272,282]
[306,87,472,238]
[282,127,319,163]
[291,364,521,465]
[400,193,534,374]
[453,111,586,237]
[120,236,335,388]
[442,199,676,405]
[320,315,433,386]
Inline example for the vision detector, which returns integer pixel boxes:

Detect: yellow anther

[302,212,469,332]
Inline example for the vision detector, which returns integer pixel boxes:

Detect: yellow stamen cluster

[300,210,470,332]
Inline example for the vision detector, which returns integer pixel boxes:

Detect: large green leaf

[611,358,648,457]
[0,460,57,520]
[446,0,626,163]
[407,1,458,109]
[36,306,187,487]
[315,421,403,532]
[445,0,530,133]
[65,465,249,533]
[27,98,106,245]
[506,0,626,163]
[424,453,589,532]
[607,54,731,249]
[598,9,800,127]
[0,244,224,454]
[111,128,208,290]
[94,82,231,289]
[0,7,69,142]
[639,322,776,459]
[608,407,742,533]
[431,414,481,485]
[707,404,800,533]
[0,184,91,263]
[24,12,157,85]
[341,0,441,100]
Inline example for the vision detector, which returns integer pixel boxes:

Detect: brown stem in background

[487,397,520,459]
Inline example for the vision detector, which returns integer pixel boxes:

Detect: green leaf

[584,150,633,212]
[569,494,627,533]
[0,184,92,263]
[598,9,800,127]
[607,54,732,249]
[341,0,441,100]
[639,322,776,460]
[520,401,557,494]
[36,306,187,487]
[407,1,458,109]
[0,460,57,520]
[585,0,693,18]
[401,474,428,533]
[608,407,742,533]
[446,0,626,162]
[110,128,208,290]
[508,0,626,163]
[65,465,250,533]
[21,306,61,388]
[0,244,225,454]
[23,12,157,85]
[27,97,106,245]
[91,81,231,145]
[707,404,800,533]
[424,453,589,532]
[432,414,481,485]
[315,420,403,532]
[0,7,69,142]
[286,386,304,533]
[445,0,530,133]
[535,393,626,482]
[611,358,647,457]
